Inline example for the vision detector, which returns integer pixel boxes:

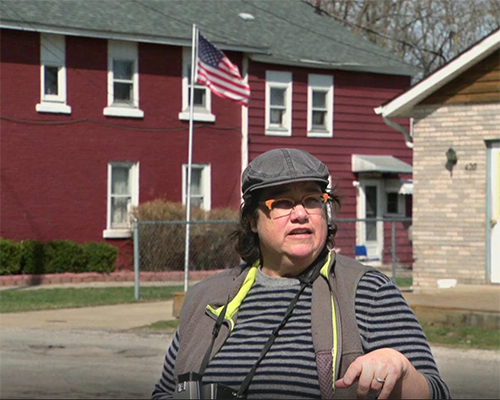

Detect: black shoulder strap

[198,298,229,376]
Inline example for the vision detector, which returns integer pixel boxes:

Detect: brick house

[1,0,415,270]
[376,28,500,289]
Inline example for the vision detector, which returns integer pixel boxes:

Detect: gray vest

[174,252,372,399]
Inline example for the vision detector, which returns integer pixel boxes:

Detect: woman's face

[251,181,328,277]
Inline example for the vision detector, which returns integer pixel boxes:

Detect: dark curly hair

[231,186,342,265]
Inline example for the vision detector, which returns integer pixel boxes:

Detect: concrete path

[0,300,174,330]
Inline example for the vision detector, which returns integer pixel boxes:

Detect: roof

[0,0,416,76]
[375,27,500,117]
[351,155,412,174]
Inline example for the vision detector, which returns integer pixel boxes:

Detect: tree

[309,0,500,81]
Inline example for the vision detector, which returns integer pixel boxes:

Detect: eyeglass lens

[269,194,326,218]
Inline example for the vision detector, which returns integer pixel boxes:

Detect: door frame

[356,179,384,262]
[487,141,500,284]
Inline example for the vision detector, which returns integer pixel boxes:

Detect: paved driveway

[1,326,499,399]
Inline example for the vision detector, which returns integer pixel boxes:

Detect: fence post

[133,218,140,301]
[391,221,396,282]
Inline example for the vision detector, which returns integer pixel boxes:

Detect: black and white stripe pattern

[152,270,451,399]
[355,271,451,399]
[201,270,320,398]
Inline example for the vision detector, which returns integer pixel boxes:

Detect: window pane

[312,91,326,108]
[190,197,203,209]
[365,186,377,241]
[190,169,202,195]
[189,88,206,107]
[387,193,399,214]
[114,82,133,103]
[111,197,130,228]
[312,111,326,128]
[44,66,59,95]
[270,109,284,125]
[112,167,130,195]
[270,88,285,106]
[113,60,133,80]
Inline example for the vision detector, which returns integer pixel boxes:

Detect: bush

[21,239,45,274]
[0,238,22,275]
[134,200,240,271]
[43,240,86,273]
[84,242,118,273]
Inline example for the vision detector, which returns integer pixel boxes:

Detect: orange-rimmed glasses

[262,193,328,219]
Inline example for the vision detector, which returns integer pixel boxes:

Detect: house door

[357,180,383,262]
[490,143,500,283]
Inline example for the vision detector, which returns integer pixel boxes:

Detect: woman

[152,148,450,399]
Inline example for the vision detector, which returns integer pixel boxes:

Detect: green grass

[0,285,183,313]
[395,276,413,288]
[2,284,498,351]
[422,322,500,350]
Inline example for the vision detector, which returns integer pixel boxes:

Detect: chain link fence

[132,217,413,289]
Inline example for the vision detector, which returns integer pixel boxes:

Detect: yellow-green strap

[206,261,259,331]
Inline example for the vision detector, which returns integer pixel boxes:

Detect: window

[386,192,399,214]
[103,162,139,238]
[307,74,333,137]
[179,47,215,122]
[36,34,71,114]
[182,164,211,211]
[265,71,292,136]
[384,180,407,216]
[103,40,144,118]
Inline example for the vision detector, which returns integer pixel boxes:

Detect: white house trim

[375,28,500,118]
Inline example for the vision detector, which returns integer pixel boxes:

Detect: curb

[0,270,223,287]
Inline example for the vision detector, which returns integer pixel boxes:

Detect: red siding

[1,26,413,269]
[247,61,413,260]
[0,29,242,268]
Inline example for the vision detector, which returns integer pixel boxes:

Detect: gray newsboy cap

[242,148,330,198]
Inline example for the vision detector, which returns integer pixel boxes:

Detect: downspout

[382,116,414,149]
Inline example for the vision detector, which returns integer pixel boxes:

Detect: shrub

[134,200,240,271]
[84,242,118,273]
[0,238,22,275]
[44,240,86,273]
[20,239,45,274]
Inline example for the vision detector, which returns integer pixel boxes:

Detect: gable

[420,49,500,106]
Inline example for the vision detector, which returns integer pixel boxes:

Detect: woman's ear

[249,215,258,233]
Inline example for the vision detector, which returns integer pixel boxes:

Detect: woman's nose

[290,203,309,220]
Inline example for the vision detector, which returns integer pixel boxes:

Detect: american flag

[197,34,250,107]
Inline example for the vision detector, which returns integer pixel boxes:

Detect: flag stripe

[198,63,251,95]
[198,74,249,103]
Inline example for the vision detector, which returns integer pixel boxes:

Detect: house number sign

[465,163,477,171]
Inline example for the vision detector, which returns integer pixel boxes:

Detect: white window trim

[182,163,211,211]
[103,162,139,239]
[265,71,292,136]
[307,74,333,137]
[103,40,144,119]
[179,47,215,122]
[36,33,71,114]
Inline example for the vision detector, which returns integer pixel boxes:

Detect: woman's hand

[335,348,429,399]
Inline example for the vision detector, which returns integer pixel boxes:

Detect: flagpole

[184,23,198,293]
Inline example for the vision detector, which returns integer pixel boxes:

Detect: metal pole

[183,24,199,293]
[133,218,140,300]
[391,221,397,282]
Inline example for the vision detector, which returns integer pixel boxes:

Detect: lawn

[2,284,498,350]
[0,285,183,313]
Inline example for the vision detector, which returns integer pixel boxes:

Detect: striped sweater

[152,269,450,399]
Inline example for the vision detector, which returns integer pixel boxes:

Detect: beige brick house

[376,28,500,290]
